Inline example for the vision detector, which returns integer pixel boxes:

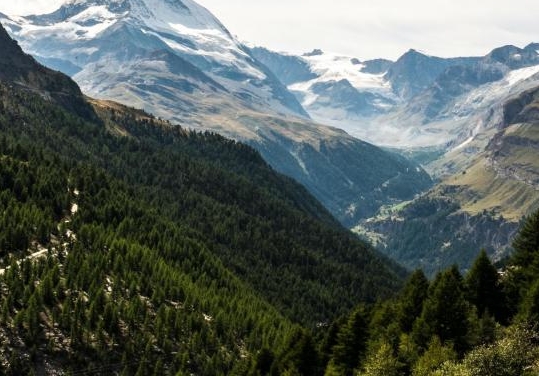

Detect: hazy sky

[1,0,537,60]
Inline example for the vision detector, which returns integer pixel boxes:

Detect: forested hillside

[0,25,405,374]
[242,210,539,375]
[289,211,539,375]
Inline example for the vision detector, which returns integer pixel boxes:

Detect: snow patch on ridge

[505,64,539,85]
[15,11,118,41]
[3,0,270,84]
[298,52,392,93]
[69,5,120,23]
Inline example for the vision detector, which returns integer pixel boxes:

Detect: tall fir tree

[518,279,539,325]
[327,305,370,376]
[397,269,429,333]
[511,210,539,278]
[465,250,505,321]
[412,266,471,354]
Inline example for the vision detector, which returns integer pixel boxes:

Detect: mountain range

[251,43,539,273]
[0,0,431,227]
[1,1,539,374]
[2,0,539,273]
[362,84,539,274]
[252,44,539,150]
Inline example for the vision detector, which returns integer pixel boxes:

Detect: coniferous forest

[0,23,538,376]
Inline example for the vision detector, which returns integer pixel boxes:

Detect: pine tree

[511,209,539,280]
[250,348,274,376]
[505,209,539,320]
[40,273,55,306]
[24,294,42,344]
[465,250,504,321]
[397,270,429,333]
[277,328,319,376]
[328,305,370,376]
[518,279,539,325]
[413,266,471,354]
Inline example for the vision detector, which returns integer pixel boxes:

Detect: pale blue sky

[1,0,537,60]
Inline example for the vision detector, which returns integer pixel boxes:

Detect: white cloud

[0,0,537,60]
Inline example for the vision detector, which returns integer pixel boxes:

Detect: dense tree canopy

[0,75,404,374]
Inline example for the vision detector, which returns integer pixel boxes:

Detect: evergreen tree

[517,279,539,325]
[465,250,504,321]
[413,266,471,354]
[250,348,275,376]
[327,305,370,376]
[358,341,400,376]
[24,294,42,344]
[511,210,539,274]
[397,269,429,333]
[276,328,320,376]
[412,336,457,376]
[40,273,55,307]
[505,209,539,320]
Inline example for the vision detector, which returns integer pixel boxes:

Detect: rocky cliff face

[384,49,479,99]
[502,85,539,126]
[356,195,519,276]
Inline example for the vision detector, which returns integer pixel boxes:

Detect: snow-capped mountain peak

[56,0,228,32]
[23,0,234,52]
[300,51,391,91]
[1,0,308,117]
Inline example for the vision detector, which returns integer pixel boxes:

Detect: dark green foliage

[412,266,471,354]
[328,305,371,376]
[465,250,505,321]
[397,270,429,333]
[0,78,404,326]
[518,279,539,324]
[512,210,539,273]
[0,47,403,372]
[275,328,320,375]
[366,195,517,276]
[505,209,539,321]
[320,212,539,375]
[510,210,539,289]
[250,348,275,376]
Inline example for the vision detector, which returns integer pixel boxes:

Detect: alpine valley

[252,44,539,274]
[6,0,539,272]
[1,0,539,375]
[0,20,405,373]
[0,0,432,228]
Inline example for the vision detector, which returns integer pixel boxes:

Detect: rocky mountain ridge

[252,44,539,151]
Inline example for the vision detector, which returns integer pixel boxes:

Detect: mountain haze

[1,0,432,226]
[253,44,539,149]
[1,1,539,373]
[252,41,539,273]
[354,83,539,275]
